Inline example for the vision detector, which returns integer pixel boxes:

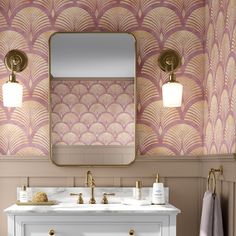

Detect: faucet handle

[70,193,84,204]
[77,193,84,204]
[101,193,115,204]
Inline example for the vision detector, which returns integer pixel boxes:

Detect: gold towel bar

[207,166,223,195]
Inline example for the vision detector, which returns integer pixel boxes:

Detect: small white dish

[121,198,151,206]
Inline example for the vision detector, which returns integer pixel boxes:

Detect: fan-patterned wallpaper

[0,0,207,156]
[204,0,236,154]
[51,80,134,146]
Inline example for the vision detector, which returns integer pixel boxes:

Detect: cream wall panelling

[0,155,236,236]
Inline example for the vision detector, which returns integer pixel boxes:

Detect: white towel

[199,191,224,236]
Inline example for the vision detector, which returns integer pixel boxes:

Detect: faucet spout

[86,171,96,204]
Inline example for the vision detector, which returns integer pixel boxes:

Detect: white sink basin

[50,203,158,212]
[54,203,108,207]
[48,202,173,213]
[52,203,121,210]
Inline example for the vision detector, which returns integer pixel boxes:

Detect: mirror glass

[49,33,136,166]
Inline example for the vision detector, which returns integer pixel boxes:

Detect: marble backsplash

[17,187,169,204]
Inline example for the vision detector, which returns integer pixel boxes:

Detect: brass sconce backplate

[158,49,181,72]
[4,49,28,72]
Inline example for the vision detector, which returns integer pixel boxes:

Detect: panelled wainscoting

[0,155,235,236]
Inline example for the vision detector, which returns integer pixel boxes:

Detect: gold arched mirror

[49,33,136,166]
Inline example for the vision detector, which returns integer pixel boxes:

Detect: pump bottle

[19,185,28,203]
[152,174,165,204]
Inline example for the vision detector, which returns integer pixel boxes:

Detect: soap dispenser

[134,180,142,200]
[152,174,165,205]
[19,185,28,203]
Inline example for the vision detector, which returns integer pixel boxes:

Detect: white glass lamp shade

[2,82,23,107]
[162,82,183,107]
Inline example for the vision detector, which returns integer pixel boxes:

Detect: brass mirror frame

[48,32,137,167]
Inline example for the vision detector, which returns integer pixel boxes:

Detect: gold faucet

[86,171,96,204]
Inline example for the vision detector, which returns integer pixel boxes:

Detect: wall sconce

[158,49,182,107]
[2,49,28,107]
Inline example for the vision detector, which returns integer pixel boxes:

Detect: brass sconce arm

[2,49,28,108]
[158,49,183,108]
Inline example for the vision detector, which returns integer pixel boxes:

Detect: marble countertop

[4,203,180,215]
[14,187,169,204]
[4,187,180,216]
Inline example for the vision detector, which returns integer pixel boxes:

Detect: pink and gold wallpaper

[204,0,236,154]
[0,0,208,156]
[51,80,134,146]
